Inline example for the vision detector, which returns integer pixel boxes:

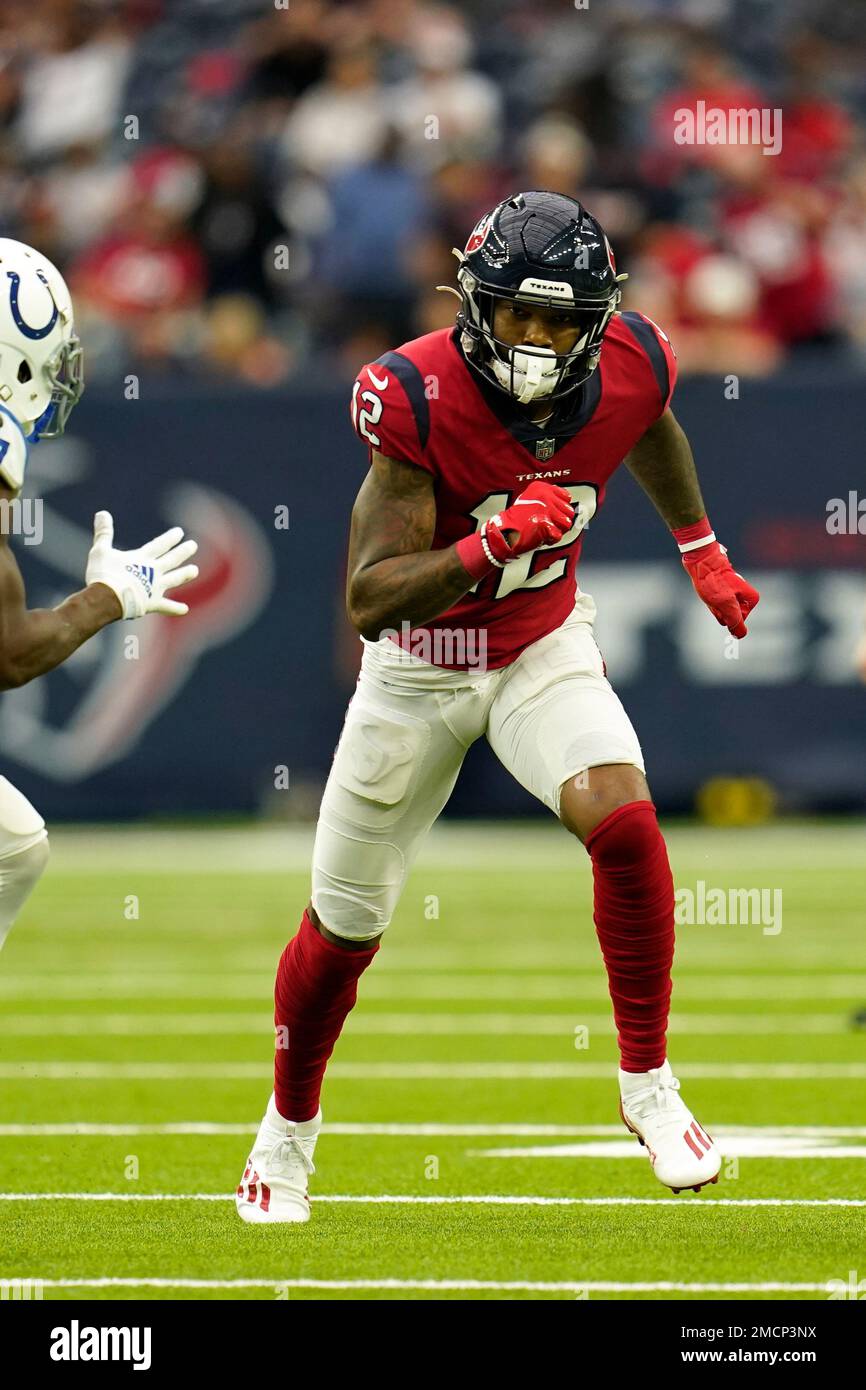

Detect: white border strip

[3,975,866,1003]
[1,1193,864,1207]
[0,1011,851,1036]
[5,1122,866,1138]
[2,1062,866,1080]
[6,1277,834,1293]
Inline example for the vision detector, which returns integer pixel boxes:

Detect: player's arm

[855,595,866,682]
[0,502,198,690]
[623,407,706,528]
[625,407,760,639]
[347,451,476,639]
[0,532,119,690]
[346,450,573,639]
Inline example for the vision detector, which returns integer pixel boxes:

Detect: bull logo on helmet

[465,214,493,255]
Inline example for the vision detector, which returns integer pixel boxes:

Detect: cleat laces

[266,1133,316,1179]
[627,1069,682,1126]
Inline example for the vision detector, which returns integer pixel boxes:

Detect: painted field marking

[2,1061,866,1081]
[2,974,866,1002]
[1,1277,841,1293]
[4,1122,866,1139]
[32,818,866,877]
[471,1136,866,1160]
[0,1010,854,1036]
[1,1193,864,1208]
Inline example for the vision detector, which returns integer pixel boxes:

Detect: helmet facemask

[30,331,85,441]
[453,253,625,405]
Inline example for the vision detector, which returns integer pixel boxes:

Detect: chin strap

[25,403,57,443]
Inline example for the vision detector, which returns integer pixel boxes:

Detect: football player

[0,238,198,953]
[237,191,760,1220]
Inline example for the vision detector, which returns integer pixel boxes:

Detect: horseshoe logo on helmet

[6,269,58,340]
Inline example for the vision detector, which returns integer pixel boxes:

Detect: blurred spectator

[316,127,427,346]
[200,293,294,387]
[31,140,131,257]
[645,34,767,186]
[389,5,502,168]
[776,31,855,183]
[241,0,331,106]
[625,225,781,376]
[192,136,287,305]
[824,156,866,357]
[671,253,782,376]
[517,116,591,200]
[856,615,866,683]
[15,3,131,161]
[281,41,390,177]
[69,147,206,372]
[721,176,837,349]
[515,114,648,262]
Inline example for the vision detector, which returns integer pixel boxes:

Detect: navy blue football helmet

[451,191,626,404]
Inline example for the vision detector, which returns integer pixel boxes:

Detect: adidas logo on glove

[124,563,156,598]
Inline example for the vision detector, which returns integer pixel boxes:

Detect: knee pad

[0,833,49,950]
[0,833,50,881]
[312,864,397,941]
[312,819,404,940]
[0,779,49,950]
[0,776,46,856]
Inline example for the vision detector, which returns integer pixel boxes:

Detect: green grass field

[1,821,864,1302]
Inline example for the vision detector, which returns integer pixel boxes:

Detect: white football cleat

[236,1094,322,1224]
[619,1060,721,1194]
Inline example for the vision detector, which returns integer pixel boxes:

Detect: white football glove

[85,510,199,619]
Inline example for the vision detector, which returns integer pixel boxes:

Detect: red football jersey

[349,312,677,669]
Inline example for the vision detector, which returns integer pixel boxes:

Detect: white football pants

[0,776,49,952]
[312,592,645,941]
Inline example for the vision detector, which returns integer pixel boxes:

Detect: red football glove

[457,481,575,580]
[675,521,759,639]
[487,481,575,561]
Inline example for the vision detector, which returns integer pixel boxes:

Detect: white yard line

[2,1061,866,1080]
[2,974,865,1000]
[472,1138,866,1160]
[5,1122,866,1138]
[0,1193,864,1208]
[0,1011,854,1036]
[0,974,274,1000]
[1,1277,839,1293]
[36,821,866,875]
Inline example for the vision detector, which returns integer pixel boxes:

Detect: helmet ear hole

[17,360,31,384]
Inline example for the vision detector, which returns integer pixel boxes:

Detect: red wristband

[672,516,715,554]
[456,531,495,581]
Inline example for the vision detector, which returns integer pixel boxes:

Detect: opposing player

[237,192,760,1220]
[0,238,198,952]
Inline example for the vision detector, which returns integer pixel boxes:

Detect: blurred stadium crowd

[1,0,864,387]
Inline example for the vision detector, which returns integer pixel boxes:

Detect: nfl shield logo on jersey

[535,438,556,461]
